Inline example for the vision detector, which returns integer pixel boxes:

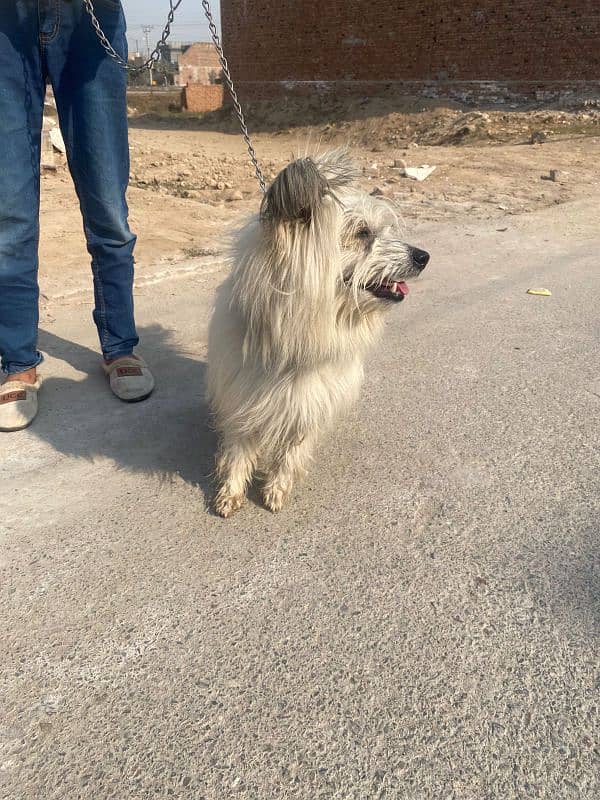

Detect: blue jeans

[0,0,138,374]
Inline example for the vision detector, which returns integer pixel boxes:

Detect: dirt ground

[39,96,600,307]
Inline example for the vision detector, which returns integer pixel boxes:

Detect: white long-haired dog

[207,150,429,517]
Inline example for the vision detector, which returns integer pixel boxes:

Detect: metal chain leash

[83,0,267,194]
[82,0,182,74]
[200,0,266,193]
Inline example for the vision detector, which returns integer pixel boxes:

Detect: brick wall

[183,84,225,113]
[221,0,600,99]
[177,43,222,87]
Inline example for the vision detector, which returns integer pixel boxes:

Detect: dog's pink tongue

[393,281,410,296]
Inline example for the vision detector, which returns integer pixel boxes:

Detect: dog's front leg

[214,437,257,518]
[262,436,314,513]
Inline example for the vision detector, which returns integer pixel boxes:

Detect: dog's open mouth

[366,280,410,302]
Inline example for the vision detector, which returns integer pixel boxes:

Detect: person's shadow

[35,325,217,506]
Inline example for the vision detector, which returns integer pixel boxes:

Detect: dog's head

[232,150,430,369]
[260,150,429,310]
[340,192,429,305]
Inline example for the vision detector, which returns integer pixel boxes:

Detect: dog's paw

[262,484,290,514]
[214,491,245,518]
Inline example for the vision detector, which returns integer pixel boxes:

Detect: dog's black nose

[412,248,430,270]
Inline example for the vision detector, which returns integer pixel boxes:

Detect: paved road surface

[1,198,598,799]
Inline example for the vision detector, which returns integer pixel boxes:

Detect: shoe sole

[118,390,154,404]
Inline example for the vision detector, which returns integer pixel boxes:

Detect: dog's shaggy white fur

[207,150,429,516]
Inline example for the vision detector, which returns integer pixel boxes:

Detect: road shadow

[35,326,217,507]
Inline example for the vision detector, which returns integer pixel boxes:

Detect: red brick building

[177,42,225,112]
[184,83,225,112]
[221,0,600,100]
[177,42,221,87]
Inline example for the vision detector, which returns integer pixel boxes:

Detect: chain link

[82,0,267,194]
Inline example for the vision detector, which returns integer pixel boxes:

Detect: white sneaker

[0,378,42,432]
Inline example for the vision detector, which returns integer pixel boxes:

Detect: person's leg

[46,0,139,362]
[0,2,46,381]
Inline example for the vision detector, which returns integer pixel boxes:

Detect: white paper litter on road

[403,165,437,181]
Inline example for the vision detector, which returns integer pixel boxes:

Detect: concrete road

[1,197,598,800]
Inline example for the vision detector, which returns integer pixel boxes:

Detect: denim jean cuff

[102,347,135,362]
[2,351,44,375]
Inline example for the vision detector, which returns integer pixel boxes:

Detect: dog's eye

[356,227,372,240]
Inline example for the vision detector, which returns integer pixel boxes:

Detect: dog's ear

[237,150,358,370]
[260,157,328,224]
[260,150,359,224]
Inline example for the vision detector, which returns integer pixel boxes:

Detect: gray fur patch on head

[260,158,328,224]
[260,149,361,225]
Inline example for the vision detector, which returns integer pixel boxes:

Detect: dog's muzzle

[367,247,431,302]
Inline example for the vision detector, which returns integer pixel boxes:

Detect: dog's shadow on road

[36,326,217,506]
